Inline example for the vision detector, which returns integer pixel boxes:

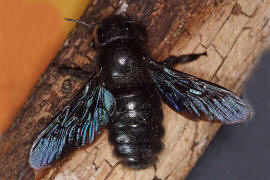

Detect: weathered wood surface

[1,0,270,179]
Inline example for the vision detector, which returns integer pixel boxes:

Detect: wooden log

[1,0,269,179]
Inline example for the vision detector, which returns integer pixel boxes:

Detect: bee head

[65,15,147,47]
[94,15,146,46]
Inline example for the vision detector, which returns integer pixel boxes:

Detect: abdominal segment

[108,84,164,169]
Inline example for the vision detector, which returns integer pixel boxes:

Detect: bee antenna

[64,18,97,27]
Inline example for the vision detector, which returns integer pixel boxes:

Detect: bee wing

[29,74,116,169]
[149,62,250,124]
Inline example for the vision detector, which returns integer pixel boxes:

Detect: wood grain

[1,0,270,179]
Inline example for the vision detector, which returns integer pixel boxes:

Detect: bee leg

[153,162,157,172]
[53,63,92,79]
[90,40,100,49]
[90,41,96,49]
[105,0,118,10]
[162,52,207,68]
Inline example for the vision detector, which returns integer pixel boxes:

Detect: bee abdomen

[109,110,164,169]
[108,85,164,169]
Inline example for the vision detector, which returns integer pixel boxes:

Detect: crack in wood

[104,162,121,180]
[200,1,236,48]
[104,159,114,168]
[212,27,253,83]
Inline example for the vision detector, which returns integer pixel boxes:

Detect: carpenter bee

[29,13,250,170]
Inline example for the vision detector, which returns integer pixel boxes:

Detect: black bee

[29,14,250,170]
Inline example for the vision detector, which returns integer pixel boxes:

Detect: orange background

[0,0,90,133]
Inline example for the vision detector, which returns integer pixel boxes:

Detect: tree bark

[1,0,269,179]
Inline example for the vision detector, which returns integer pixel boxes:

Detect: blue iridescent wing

[29,74,116,169]
[149,62,250,124]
